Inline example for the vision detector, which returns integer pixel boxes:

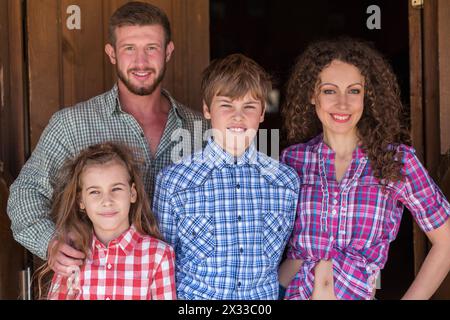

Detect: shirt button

[331,209,337,215]
[140,132,145,138]
[240,247,244,253]
[333,199,338,205]
[238,215,242,221]
[107,263,112,269]
[106,297,111,300]
[237,282,242,287]
[236,184,240,189]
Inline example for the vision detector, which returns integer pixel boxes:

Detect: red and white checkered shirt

[48,225,176,300]
[281,135,450,300]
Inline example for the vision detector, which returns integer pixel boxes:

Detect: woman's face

[311,59,365,139]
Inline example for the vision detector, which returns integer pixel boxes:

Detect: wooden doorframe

[408,0,427,276]
[0,0,29,299]
[409,0,450,298]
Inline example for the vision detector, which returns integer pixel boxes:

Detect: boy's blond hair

[201,53,272,109]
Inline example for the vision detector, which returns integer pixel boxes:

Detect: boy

[153,54,299,299]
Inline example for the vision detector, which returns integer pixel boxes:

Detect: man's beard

[117,63,166,96]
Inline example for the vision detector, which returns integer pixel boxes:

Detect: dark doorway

[210,0,413,299]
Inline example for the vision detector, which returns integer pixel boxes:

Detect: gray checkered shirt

[7,84,209,259]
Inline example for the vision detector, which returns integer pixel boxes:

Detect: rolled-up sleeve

[399,149,450,232]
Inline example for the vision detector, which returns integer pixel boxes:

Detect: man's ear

[105,44,117,65]
[203,101,211,120]
[165,41,175,63]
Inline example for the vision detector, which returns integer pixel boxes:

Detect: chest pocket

[297,174,324,230]
[178,214,215,262]
[352,176,393,242]
[262,190,294,266]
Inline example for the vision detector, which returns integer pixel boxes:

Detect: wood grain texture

[432,0,450,300]
[0,1,27,299]
[61,0,106,107]
[28,0,209,146]
[438,0,450,155]
[409,0,428,277]
[172,0,209,111]
[27,0,62,150]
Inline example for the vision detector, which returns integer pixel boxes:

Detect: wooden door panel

[410,0,450,299]
[27,0,62,150]
[0,0,27,299]
[61,0,106,108]
[28,0,209,150]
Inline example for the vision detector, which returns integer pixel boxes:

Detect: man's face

[203,93,265,157]
[105,25,174,96]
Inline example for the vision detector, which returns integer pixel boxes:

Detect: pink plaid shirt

[281,135,450,300]
[48,225,176,300]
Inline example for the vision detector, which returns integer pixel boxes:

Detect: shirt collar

[91,225,141,256]
[203,137,259,169]
[313,133,367,161]
[105,84,185,122]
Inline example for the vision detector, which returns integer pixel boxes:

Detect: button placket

[318,149,330,233]
[339,157,368,244]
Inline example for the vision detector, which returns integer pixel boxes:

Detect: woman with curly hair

[278,38,450,300]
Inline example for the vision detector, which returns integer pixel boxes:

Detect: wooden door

[1,0,209,299]
[27,0,209,150]
[0,0,28,300]
[409,0,450,299]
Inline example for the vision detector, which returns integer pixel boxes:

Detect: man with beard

[7,2,209,279]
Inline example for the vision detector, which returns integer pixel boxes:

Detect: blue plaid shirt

[153,138,300,300]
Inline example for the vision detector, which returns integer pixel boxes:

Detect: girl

[278,38,450,300]
[37,142,176,300]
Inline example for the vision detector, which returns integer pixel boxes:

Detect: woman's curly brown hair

[282,37,410,183]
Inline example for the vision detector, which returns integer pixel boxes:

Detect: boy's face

[203,93,265,157]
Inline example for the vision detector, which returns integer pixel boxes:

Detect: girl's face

[311,59,365,139]
[79,160,137,245]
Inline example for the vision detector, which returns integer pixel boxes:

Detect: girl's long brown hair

[282,38,410,183]
[36,142,162,298]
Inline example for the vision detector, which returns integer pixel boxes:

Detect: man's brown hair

[201,53,272,109]
[108,1,172,46]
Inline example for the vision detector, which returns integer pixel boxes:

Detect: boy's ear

[203,101,211,120]
[259,103,266,123]
[130,183,137,203]
[105,44,117,65]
